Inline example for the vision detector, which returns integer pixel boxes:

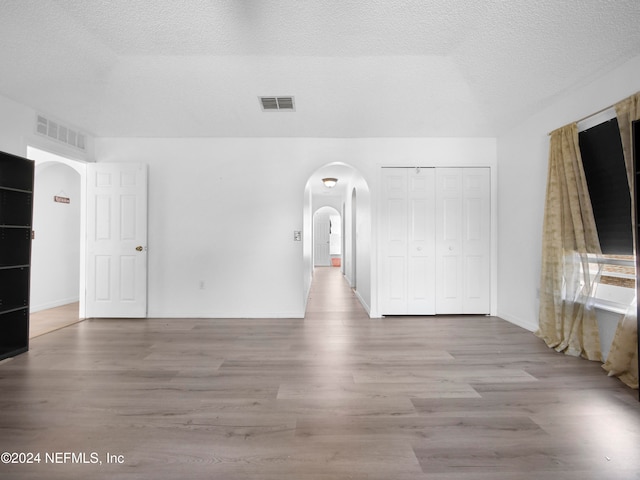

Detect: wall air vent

[35,114,87,151]
[259,96,295,111]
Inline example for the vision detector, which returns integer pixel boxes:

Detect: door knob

[136,246,144,252]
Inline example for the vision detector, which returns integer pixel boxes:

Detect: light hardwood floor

[29,302,82,339]
[1,267,638,479]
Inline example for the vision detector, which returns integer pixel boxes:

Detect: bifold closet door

[435,168,490,314]
[380,168,436,315]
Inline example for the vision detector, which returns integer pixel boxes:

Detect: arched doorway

[27,147,87,337]
[302,162,372,315]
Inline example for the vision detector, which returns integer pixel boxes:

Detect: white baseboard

[147,312,306,319]
[344,274,355,288]
[303,273,312,311]
[497,311,538,332]
[354,290,371,315]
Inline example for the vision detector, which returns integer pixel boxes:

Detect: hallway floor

[0,267,638,479]
[29,302,81,339]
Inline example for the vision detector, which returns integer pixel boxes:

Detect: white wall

[302,186,313,307]
[352,176,372,312]
[343,185,356,288]
[0,94,92,316]
[95,139,310,318]
[497,55,640,332]
[31,163,81,311]
[95,137,496,318]
[0,94,94,161]
[0,95,34,157]
[0,93,496,320]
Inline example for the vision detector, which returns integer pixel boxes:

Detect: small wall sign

[54,195,70,204]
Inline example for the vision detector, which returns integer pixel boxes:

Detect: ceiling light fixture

[322,177,338,188]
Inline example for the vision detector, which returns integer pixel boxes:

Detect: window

[579,117,632,255]
[578,117,635,311]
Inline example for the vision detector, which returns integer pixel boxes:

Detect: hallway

[305,266,369,317]
[0,267,638,479]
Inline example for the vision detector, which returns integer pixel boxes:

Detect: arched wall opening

[303,162,372,315]
[27,146,87,326]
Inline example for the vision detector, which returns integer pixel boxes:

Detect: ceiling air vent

[35,114,87,151]
[259,96,295,111]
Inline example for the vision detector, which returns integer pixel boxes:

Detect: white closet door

[407,168,435,314]
[381,167,489,316]
[435,169,464,313]
[381,168,408,314]
[381,168,436,315]
[435,168,490,314]
[462,168,491,313]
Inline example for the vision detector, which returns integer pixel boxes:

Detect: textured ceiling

[0,0,639,138]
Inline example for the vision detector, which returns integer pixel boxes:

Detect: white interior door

[86,163,147,318]
[314,212,331,266]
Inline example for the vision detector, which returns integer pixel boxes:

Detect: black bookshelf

[0,151,34,361]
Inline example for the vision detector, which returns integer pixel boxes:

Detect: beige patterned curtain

[602,93,640,389]
[537,123,603,361]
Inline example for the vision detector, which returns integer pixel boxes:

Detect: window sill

[592,298,632,316]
